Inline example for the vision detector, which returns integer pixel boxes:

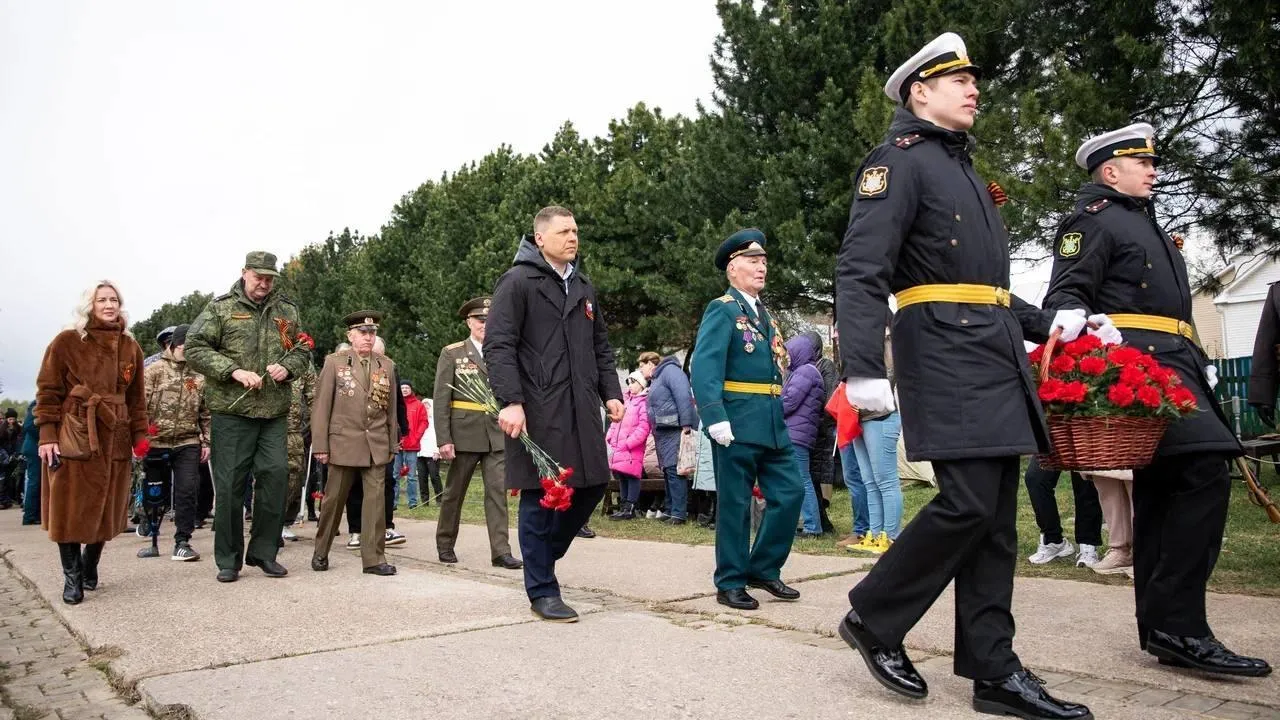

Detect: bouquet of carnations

[228,322,315,410]
[451,372,575,512]
[1030,332,1198,470]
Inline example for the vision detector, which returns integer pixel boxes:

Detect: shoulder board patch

[718,295,735,303]
[1084,199,1112,214]
[276,294,297,306]
[892,133,924,149]
[445,341,466,350]
[214,293,233,302]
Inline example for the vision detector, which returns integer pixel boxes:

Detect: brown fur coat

[35,318,147,543]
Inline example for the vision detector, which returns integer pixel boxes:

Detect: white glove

[1086,313,1124,345]
[1050,309,1087,342]
[845,377,895,414]
[1205,365,1218,390]
[708,421,735,447]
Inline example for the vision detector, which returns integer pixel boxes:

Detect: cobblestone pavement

[0,555,153,720]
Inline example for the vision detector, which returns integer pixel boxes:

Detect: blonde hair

[70,279,131,339]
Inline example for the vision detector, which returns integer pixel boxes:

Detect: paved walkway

[1,511,1277,719]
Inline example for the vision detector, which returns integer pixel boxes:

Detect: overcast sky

[0,1,728,399]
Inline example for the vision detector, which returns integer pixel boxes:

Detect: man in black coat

[834,32,1094,719]
[1249,282,1280,426]
[1045,123,1270,678]
[485,205,624,623]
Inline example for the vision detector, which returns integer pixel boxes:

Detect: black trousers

[519,483,606,601]
[197,461,214,521]
[143,445,201,544]
[849,456,1022,680]
[1132,452,1230,640]
[1023,457,1103,546]
[347,464,397,533]
[417,457,443,504]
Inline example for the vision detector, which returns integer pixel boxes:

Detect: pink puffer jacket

[607,390,651,479]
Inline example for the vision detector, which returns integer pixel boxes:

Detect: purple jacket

[607,390,651,479]
[782,334,825,449]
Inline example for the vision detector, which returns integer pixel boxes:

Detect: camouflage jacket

[287,365,317,435]
[143,348,211,449]
[185,280,311,418]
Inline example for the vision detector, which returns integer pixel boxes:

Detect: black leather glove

[1255,404,1276,427]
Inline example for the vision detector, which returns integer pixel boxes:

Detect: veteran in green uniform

[690,229,804,611]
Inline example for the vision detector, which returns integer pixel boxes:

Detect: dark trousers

[849,457,1023,680]
[417,456,443,504]
[22,453,41,524]
[210,413,287,571]
[1132,452,1231,639]
[144,445,201,544]
[712,441,804,590]
[1023,457,1103,546]
[519,483,606,601]
[613,470,641,504]
[346,465,396,533]
[305,460,324,519]
[197,461,214,521]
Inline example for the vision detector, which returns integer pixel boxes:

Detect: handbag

[676,427,698,477]
[57,408,93,460]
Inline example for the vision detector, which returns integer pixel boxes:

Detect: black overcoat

[484,238,623,489]
[836,109,1052,462]
[1248,283,1280,409]
[1044,183,1240,458]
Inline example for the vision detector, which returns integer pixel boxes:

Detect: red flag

[824,381,862,449]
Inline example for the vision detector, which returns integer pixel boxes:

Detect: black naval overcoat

[1043,183,1241,458]
[484,237,624,489]
[1248,283,1280,409]
[836,108,1053,462]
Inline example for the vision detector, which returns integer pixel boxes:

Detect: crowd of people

[9,27,1276,720]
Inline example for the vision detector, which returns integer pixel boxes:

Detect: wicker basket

[1035,330,1169,471]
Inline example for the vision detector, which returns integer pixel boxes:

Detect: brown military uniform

[433,336,511,560]
[311,349,398,569]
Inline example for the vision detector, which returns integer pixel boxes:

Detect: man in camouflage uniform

[281,366,317,542]
[186,251,311,583]
[142,324,210,561]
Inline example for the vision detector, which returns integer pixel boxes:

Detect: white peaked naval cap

[884,32,982,104]
[1075,123,1160,172]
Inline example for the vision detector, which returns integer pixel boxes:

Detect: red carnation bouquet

[1030,332,1198,469]
[228,323,316,410]
[451,372,576,512]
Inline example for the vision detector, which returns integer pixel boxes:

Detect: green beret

[714,228,768,271]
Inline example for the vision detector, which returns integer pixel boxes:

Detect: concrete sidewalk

[1,511,1276,719]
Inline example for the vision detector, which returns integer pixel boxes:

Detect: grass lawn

[398,460,1280,597]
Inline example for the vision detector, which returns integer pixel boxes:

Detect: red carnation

[558,467,574,481]
[147,423,159,437]
[1119,366,1148,387]
[1108,383,1136,407]
[1050,354,1077,374]
[1028,345,1046,364]
[1038,378,1065,403]
[1057,381,1089,403]
[1168,386,1198,411]
[1107,347,1143,366]
[1136,385,1163,408]
[1149,367,1177,388]
[509,488,520,497]
[132,437,151,458]
[1078,356,1108,376]
[311,491,324,501]
[1133,353,1156,370]
[399,465,409,477]
[297,332,316,350]
[1063,334,1103,357]
[751,486,764,500]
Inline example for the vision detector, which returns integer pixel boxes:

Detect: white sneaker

[645,510,657,519]
[1028,535,1075,564]
[281,527,298,542]
[654,511,670,520]
[346,534,360,550]
[1075,544,1100,568]
[384,529,406,546]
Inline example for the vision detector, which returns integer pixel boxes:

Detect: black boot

[58,543,84,605]
[609,502,636,520]
[81,543,104,591]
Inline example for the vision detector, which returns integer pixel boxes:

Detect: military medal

[744,342,755,353]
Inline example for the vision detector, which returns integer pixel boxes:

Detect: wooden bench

[1238,437,1280,484]
[601,475,668,515]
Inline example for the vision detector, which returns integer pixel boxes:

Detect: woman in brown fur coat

[35,280,147,604]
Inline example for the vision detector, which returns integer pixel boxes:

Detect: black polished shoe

[747,579,800,600]
[216,568,239,583]
[662,516,687,526]
[1147,630,1272,677]
[530,596,579,622]
[492,553,523,569]
[311,556,329,572]
[438,549,459,564]
[974,669,1092,719]
[838,610,927,699]
[577,525,596,538]
[363,563,397,576]
[245,556,288,577]
[716,588,759,610]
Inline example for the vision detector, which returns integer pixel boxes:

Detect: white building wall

[1221,300,1264,359]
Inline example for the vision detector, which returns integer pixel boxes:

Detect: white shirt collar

[470,337,483,358]
[737,290,758,314]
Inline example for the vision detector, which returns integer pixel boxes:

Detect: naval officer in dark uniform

[1044,123,1270,678]
[834,32,1094,719]
[690,229,805,611]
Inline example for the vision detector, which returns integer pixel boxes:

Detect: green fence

[1212,356,1271,439]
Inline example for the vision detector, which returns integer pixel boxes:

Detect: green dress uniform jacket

[432,339,504,453]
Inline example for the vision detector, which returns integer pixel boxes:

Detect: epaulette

[718,295,735,303]
[892,133,925,150]
[213,292,233,302]
[276,294,297,306]
[445,341,466,350]
[1084,199,1112,214]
